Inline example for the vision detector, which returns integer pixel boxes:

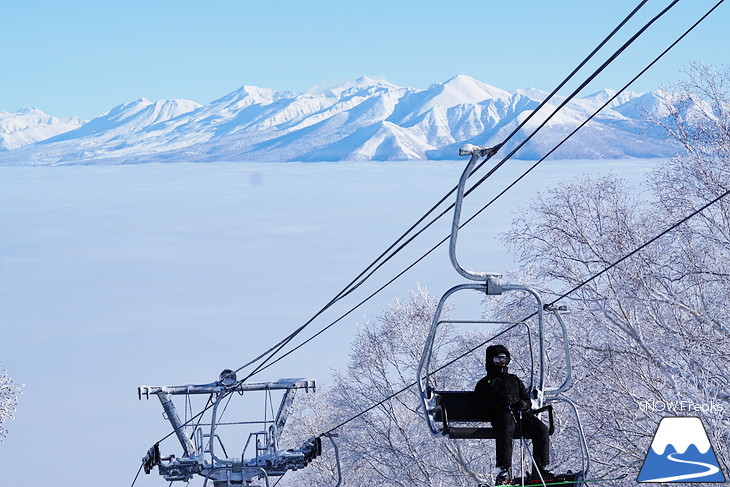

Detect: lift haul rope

[273,0,730,440]
[236,0,665,384]
[243,0,698,380]
[318,186,730,439]
[329,0,652,305]
[132,1,725,484]
[339,0,684,297]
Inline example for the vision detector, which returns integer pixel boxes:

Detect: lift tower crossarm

[137,378,316,399]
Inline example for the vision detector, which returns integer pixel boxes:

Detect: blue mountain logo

[638,416,725,482]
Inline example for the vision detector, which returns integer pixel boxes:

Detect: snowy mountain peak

[209,84,285,111]
[14,106,47,116]
[121,98,153,110]
[353,75,399,88]
[0,107,85,151]
[584,88,641,107]
[514,88,551,102]
[99,98,153,120]
[42,96,202,143]
[324,76,402,98]
[239,85,277,99]
[588,88,619,99]
[441,74,512,100]
[406,74,512,117]
[99,97,199,126]
[145,99,203,124]
[650,417,711,455]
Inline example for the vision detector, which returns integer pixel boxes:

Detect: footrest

[513,471,585,487]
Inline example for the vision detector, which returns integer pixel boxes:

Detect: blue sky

[2,0,729,119]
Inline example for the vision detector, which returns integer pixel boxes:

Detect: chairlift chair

[415,145,590,485]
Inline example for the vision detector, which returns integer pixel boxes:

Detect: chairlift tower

[138,371,323,487]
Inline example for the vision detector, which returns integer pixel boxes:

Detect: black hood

[485,344,511,376]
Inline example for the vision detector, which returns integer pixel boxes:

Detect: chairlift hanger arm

[450,145,504,283]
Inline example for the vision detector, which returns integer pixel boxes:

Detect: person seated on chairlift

[474,344,554,484]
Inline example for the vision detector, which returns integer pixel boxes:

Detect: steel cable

[236,0,663,382]
[248,0,715,378]
[318,182,730,440]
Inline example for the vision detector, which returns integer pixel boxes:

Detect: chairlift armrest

[429,404,449,434]
[532,404,554,435]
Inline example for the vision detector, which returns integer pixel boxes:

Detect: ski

[478,473,627,487]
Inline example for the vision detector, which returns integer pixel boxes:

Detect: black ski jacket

[474,344,531,416]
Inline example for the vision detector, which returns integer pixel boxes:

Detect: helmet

[485,344,511,373]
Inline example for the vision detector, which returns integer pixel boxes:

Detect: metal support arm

[157,392,196,458]
[139,378,316,399]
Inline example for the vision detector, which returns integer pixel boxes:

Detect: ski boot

[529,466,555,482]
[495,466,512,485]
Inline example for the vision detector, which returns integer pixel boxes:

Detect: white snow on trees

[0,365,20,439]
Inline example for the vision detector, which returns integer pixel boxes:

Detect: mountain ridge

[0,75,680,165]
[0,108,86,151]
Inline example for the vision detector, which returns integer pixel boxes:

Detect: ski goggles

[492,353,510,365]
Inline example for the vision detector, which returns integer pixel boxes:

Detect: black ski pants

[492,410,550,468]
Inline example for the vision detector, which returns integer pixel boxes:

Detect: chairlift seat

[431,390,554,440]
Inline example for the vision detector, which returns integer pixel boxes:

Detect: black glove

[513,400,530,412]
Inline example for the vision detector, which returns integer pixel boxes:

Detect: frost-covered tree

[0,364,21,439]
[503,64,730,483]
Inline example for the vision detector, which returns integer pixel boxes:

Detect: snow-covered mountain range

[0,108,85,151]
[0,75,678,165]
